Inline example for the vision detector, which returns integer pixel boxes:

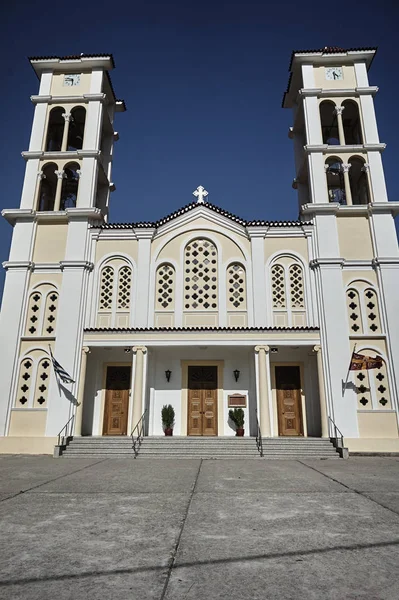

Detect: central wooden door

[188,366,218,436]
[103,366,131,436]
[276,366,303,436]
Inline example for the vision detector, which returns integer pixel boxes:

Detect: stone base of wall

[346,438,399,453]
[0,436,57,455]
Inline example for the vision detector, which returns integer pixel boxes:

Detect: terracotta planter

[236,428,244,437]
[164,428,173,436]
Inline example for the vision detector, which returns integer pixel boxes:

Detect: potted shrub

[162,404,175,436]
[229,408,245,437]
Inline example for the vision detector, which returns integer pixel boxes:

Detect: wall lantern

[165,370,172,383]
[233,369,240,382]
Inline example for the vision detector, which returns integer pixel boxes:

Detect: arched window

[60,162,80,209]
[97,260,133,327]
[355,350,391,410]
[15,351,51,408]
[325,157,346,204]
[67,107,86,151]
[346,282,382,335]
[342,100,363,145]
[38,163,58,211]
[184,239,218,311]
[320,101,340,145]
[348,157,370,205]
[227,263,246,310]
[270,258,306,327]
[156,264,175,310]
[25,285,59,337]
[45,107,65,152]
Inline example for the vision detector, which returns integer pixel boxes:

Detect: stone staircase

[60,436,341,459]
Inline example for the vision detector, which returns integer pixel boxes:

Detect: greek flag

[49,348,75,384]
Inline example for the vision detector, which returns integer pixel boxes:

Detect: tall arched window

[156,264,175,310]
[342,100,363,145]
[184,239,218,310]
[348,157,370,205]
[38,163,58,211]
[270,257,306,327]
[60,162,80,209]
[320,101,340,145]
[15,351,51,408]
[355,350,391,410]
[67,107,86,151]
[25,285,59,337]
[325,157,346,204]
[97,260,133,327]
[227,263,246,310]
[346,282,382,335]
[45,107,65,151]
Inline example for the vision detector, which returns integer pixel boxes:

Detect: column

[131,346,147,430]
[54,170,65,211]
[255,345,271,436]
[313,345,329,438]
[342,163,352,206]
[74,346,90,436]
[334,106,346,145]
[61,112,72,152]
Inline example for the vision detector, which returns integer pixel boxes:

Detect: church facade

[0,47,398,455]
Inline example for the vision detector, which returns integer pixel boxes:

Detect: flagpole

[342,343,356,396]
[49,345,62,395]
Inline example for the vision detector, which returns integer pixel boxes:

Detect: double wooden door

[188,366,218,436]
[103,366,131,436]
[276,366,303,436]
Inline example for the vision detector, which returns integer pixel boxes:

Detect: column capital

[342,163,351,173]
[333,106,345,116]
[62,112,73,122]
[132,346,147,354]
[54,170,66,180]
[313,345,321,353]
[82,346,91,355]
[37,171,46,180]
[361,163,370,172]
[255,345,270,353]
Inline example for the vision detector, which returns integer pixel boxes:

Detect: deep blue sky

[1,0,398,297]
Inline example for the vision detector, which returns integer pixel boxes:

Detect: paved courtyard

[0,456,399,599]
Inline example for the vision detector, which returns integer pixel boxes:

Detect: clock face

[63,74,81,87]
[325,67,343,81]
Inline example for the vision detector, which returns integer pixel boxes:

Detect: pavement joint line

[0,458,109,504]
[298,460,399,519]
[159,458,203,600]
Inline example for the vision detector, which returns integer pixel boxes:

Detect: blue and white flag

[49,348,75,384]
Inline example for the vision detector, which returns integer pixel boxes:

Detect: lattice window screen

[34,358,51,407]
[355,351,391,409]
[156,264,175,310]
[364,289,381,334]
[16,358,33,406]
[25,292,42,336]
[117,266,132,310]
[43,292,58,335]
[184,239,218,310]
[99,266,115,310]
[271,264,286,308]
[227,263,246,309]
[289,264,304,308]
[346,289,363,334]
[374,360,391,408]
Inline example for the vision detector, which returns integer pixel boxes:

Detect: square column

[255,345,271,437]
[131,346,148,431]
[74,346,91,436]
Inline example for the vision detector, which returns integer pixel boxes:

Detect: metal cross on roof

[193,185,208,204]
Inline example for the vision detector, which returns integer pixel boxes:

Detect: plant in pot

[162,404,175,436]
[229,407,245,436]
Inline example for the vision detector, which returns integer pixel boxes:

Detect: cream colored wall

[264,236,308,261]
[95,239,139,264]
[313,65,356,88]
[0,437,57,455]
[50,72,92,96]
[346,438,399,452]
[357,411,398,438]
[337,217,373,260]
[8,409,47,436]
[342,269,377,286]
[33,223,68,263]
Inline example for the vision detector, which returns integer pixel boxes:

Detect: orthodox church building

[0,47,398,455]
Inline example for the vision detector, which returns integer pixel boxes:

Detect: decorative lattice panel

[227,263,246,309]
[374,361,391,408]
[356,370,371,409]
[34,358,51,407]
[99,266,114,310]
[184,239,218,310]
[156,264,175,310]
[25,292,42,336]
[355,352,391,409]
[16,358,33,406]
[289,264,304,308]
[117,266,132,310]
[43,292,58,335]
[271,264,286,308]
[364,289,381,334]
[346,289,363,334]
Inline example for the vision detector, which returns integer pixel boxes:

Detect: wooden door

[276,366,303,436]
[103,366,131,435]
[188,366,218,436]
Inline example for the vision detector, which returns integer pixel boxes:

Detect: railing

[255,410,264,457]
[131,409,148,458]
[57,414,75,447]
[328,416,344,449]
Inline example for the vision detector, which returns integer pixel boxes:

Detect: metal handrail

[255,410,264,457]
[131,409,148,458]
[328,416,344,448]
[57,414,75,447]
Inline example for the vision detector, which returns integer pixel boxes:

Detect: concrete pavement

[0,456,398,599]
